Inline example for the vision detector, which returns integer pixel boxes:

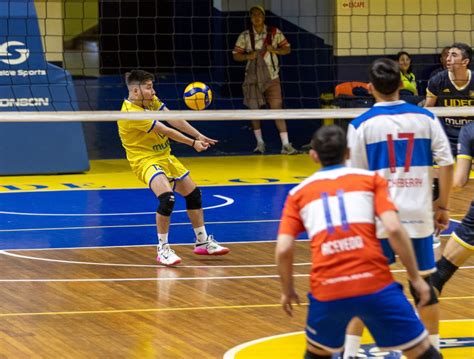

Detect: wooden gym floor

[0,155,472,358]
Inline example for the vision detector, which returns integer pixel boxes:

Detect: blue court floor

[0,183,459,251]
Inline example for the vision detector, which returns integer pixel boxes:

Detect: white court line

[0,238,287,252]
[0,250,310,269]
[223,319,474,359]
[0,218,460,234]
[3,249,471,271]
[0,218,280,233]
[0,194,233,217]
[223,331,305,359]
[0,249,472,281]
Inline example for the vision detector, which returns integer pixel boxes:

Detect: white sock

[253,129,264,143]
[279,132,289,146]
[429,334,440,351]
[157,233,168,246]
[343,335,361,359]
[194,226,208,242]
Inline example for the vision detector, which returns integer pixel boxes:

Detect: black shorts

[452,201,474,249]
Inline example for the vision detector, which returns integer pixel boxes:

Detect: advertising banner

[0,0,89,175]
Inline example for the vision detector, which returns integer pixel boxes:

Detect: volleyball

[183,82,212,110]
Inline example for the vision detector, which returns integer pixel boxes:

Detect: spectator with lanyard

[233,5,296,155]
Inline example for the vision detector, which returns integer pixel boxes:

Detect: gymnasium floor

[0,154,472,358]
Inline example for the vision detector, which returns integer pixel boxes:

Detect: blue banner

[0,0,89,174]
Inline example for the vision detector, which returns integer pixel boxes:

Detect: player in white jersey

[343,58,454,358]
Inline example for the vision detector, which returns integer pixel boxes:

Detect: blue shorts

[306,282,427,353]
[452,201,474,250]
[381,236,436,275]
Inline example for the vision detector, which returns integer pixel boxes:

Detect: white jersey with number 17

[347,100,454,238]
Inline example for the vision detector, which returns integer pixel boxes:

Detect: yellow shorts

[136,155,189,186]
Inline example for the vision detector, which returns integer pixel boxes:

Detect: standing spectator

[398,51,418,95]
[344,58,454,357]
[425,42,474,157]
[429,46,450,79]
[276,125,440,359]
[232,5,297,155]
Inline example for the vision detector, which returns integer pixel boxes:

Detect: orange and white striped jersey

[278,165,397,301]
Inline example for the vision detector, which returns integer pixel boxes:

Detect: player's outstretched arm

[152,122,208,152]
[276,234,300,316]
[380,210,431,307]
[167,119,218,145]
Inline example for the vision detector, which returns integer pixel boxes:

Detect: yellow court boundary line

[0,296,473,318]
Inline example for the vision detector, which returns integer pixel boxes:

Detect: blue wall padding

[0,0,89,175]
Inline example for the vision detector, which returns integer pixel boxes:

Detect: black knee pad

[432,256,460,295]
[157,191,175,216]
[409,276,439,306]
[185,187,202,210]
[417,345,441,359]
[304,350,331,359]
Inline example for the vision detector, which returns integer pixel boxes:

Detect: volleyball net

[1,0,472,175]
[0,107,473,123]
[1,0,472,112]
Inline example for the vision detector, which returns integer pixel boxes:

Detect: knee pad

[157,191,175,216]
[409,276,439,306]
[417,345,441,359]
[185,187,202,210]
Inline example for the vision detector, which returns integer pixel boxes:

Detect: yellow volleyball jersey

[118,97,171,171]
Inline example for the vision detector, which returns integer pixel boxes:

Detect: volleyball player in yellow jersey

[118,70,229,266]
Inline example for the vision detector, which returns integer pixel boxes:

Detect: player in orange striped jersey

[276,126,441,359]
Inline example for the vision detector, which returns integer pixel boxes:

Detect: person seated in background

[398,51,418,95]
[429,46,450,79]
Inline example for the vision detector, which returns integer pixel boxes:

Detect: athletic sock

[432,256,459,293]
[429,334,440,351]
[279,131,289,146]
[194,226,208,242]
[343,335,361,359]
[157,233,169,246]
[253,129,264,143]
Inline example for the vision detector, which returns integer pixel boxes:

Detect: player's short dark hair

[311,125,347,167]
[125,70,155,86]
[450,42,472,65]
[369,58,401,95]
